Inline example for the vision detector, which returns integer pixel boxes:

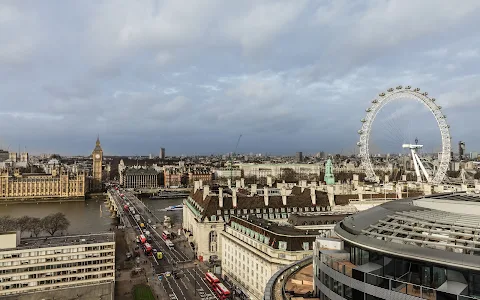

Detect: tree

[279,168,298,183]
[27,217,43,237]
[16,216,32,236]
[0,216,17,232]
[41,213,70,236]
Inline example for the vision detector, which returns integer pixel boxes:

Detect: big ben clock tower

[92,136,103,191]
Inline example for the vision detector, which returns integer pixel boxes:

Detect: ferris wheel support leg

[414,152,431,183]
[411,149,422,182]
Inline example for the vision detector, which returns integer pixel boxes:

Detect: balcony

[264,256,315,300]
[320,251,480,300]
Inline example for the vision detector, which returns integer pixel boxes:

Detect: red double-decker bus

[204,272,219,286]
[213,282,231,299]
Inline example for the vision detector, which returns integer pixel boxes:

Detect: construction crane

[230,134,242,182]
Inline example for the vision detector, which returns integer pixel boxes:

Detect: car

[165,272,172,278]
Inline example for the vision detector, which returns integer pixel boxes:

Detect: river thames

[0,197,184,235]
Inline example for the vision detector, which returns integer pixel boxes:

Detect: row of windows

[0,253,114,268]
[0,265,114,282]
[0,272,114,293]
[0,259,114,275]
[0,245,114,260]
[217,206,331,216]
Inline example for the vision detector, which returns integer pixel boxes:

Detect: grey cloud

[1,1,480,155]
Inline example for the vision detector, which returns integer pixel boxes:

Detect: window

[302,242,309,251]
[209,231,217,252]
[278,241,287,250]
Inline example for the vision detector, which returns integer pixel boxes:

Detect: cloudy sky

[1,0,480,156]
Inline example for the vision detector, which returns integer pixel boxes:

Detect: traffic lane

[184,268,218,300]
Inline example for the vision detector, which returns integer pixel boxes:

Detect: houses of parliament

[0,138,103,200]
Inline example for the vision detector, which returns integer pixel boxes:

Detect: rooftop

[336,192,480,271]
[0,232,115,251]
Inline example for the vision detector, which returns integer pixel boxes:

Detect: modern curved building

[314,192,480,300]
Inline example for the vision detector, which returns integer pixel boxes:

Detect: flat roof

[335,192,480,271]
[1,232,115,251]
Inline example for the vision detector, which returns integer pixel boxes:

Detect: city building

[214,168,242,180]
[164,168,184,188]
[314,192,480,300]
[324,159,335,185]
[91,137,103,191]
[123,168,158,189]
[160,148,165,160]
[459,141,466,160]
[0,149,8,162]
[296,152,303,163]
[0,168,86,199]
[0,231,115,299]
[0,151,29,170]
[221,215,318,299]
[188,168,213,185]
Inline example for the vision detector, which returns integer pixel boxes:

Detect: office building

[160,148,165,160]
[296,152,303,163]
[314,192,480,300]
[0,232,115,299]
[459,141,465,160]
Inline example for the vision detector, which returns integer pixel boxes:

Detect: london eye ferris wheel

[357,86,451,184]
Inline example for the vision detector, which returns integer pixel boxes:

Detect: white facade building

[0,232,115,298]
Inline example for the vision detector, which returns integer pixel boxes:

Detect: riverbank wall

[0,196,85,205]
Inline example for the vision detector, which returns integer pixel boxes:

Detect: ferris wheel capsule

[372,99,378,103]
[423,92,428,96]
[358,130,364,134]
[437,105,442,109]
[366,108,372,112]
[357,142,362,146]
[396,85,402,89]
[387,88,394,92]
[414,88,420,92]
[361,118,366,122]
[431,98,436,102]
[405,85,411,89]
[379,92,385,97]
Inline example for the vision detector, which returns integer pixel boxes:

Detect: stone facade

[0,168,86,199]
[91,137,103,191]
[123,168,158,189]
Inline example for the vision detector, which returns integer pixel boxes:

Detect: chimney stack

[299,180,307,192]
[264,186,269,206]
[218,187,224,208]
[310,187,316,206]
[194,181,200,193]
[203,185,210,200]
[232,188,238,208]
[327,185,335,207]
[267,176,273,187]
[251,184,257,195]
[281,186,287,205]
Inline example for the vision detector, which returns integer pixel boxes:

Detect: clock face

[95,154,100,159]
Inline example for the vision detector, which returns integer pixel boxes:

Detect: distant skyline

[1,1,480,156]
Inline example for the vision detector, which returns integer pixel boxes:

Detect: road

[110,188,219,300]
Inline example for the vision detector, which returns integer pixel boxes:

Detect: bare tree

[16,216,32,236]
[27,217,43,237]
[41,213,70,236]
[0,216,17,232]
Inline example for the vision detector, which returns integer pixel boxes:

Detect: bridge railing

[263,256,313,300]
